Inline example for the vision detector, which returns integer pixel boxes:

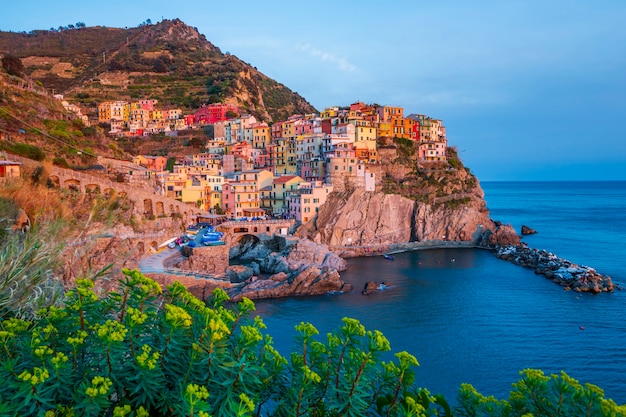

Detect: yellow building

[251,123,271,149]
[320,107,339,119]
[270,175,304,216]
[235,169,274,191]
[150,109,164,122]
[97,101,112,123]
[353,122,378,142]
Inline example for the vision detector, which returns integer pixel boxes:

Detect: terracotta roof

[273,175,298,184]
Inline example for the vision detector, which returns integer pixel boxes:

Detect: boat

[382,254,394,260]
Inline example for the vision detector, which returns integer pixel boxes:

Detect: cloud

[297,43,357,73]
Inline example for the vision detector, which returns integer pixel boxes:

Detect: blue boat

[382,254,394,260]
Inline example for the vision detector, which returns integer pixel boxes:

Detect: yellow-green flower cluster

[75,279,99,303]
[208,317,230,341]
[185,383,209,402]
[85,376,112,398]
[295,322,319,338]
[301,365,321,384]
[123,269,162,297]
[18,367,49,385]
[165,304,192,328]
[126,307,148,326]
[341,317,366,337]
[239,325,262,345]
[34,345,53,359]
[45,306,68,321]
[67,330,88,348]
[368,330,391,352]
[238,392,255,413]
[169,281,207,313]
[43,323,57,337]
[3,317,30,333]
[95,320,128,343]
[51,352,69,368]
[238,297,255,313]
[112,405,150,417]
[395,351,419,369]
[0,330,15,342]
[136,344,160,370]
[113,404,131,417]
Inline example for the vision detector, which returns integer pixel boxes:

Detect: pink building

[287,181,334,223]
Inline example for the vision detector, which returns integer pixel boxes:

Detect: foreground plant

[0,224,65,319]
[455,369,626,417]
[0,269,438,416]
[0,268,623,416]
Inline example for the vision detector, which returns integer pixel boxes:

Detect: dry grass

[0,177,71,225]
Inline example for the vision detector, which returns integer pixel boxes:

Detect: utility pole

[103,51,106,63]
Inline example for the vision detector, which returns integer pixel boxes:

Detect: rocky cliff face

[298,186,501,249]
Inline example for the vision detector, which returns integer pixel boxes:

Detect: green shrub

[53,157,70,168]
[1,269,624,416]
[0,270,440,416]
[7,142,45,161]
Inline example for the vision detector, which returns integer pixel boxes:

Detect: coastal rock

[286,238,348,271]
[227,266,347,301]
[261,253,290,274]
[521,225,537,235]
[225,265,254,283]
[495,245,617,293]
[485,223,521,247]
[362,281,378,295]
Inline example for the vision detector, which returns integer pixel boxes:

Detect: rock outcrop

[521,225,537,235]
[220,237,350,301]
[228,266,350,301]
[298,186,500,251]
[495,245,617,293]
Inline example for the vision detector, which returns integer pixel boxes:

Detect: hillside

[0,71,124,165]
[0,19,316,122]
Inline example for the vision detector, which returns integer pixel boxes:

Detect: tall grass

[0,224,65,319]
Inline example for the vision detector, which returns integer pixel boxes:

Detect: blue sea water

[253,181,626,405]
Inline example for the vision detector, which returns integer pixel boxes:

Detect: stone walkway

[138,247,182,274]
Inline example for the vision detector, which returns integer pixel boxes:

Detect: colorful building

[193,103,239,125]
[287,181,334,223]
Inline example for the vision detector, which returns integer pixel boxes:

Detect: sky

[2,0,626,181]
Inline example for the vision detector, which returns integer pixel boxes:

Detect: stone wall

[174,245,230,276]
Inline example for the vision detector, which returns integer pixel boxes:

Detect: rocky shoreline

[147,222,619,300]
[494,244,618,293]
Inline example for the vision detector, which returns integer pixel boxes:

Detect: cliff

[298,146,517,252]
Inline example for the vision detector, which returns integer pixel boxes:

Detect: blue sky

[2,0,626,181]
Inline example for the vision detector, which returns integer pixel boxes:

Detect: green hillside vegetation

[0,19,317,122]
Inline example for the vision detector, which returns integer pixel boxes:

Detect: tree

[1,53,24,78]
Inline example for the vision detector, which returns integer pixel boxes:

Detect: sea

[253,181,626,405]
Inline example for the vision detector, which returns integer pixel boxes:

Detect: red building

[193,103,239,125]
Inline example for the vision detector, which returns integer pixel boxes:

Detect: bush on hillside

[3,142,45,161]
